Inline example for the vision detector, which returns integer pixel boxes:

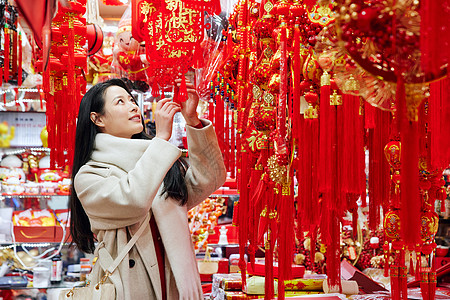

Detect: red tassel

[397,76,421,247]
[208,98,214,123]
[365,102,376,129]
[409,250,415,275]
[238,150,251,287]
[391,265,400,300]
[429,77,450,170]
[177,76,188,102]
[383,242,390,277]
[18,33,22,86]
[368,108,391,230]
[415,246,422,281]
[230,109,236,179]
[278,177,294,298]
[192,44,203,69]
[223,102,229,171]
[277,26,288,155]
[264,229,274,300]
[4,25,9,82]
[214,89,224,153]
[318,74,331,193]
[358,98,367,207]
[420,268,429,300]
[420,0,450,76]
[12,26,17,77]
[292,25,301,142]
[429,256,437,300]
[151,81,160,97]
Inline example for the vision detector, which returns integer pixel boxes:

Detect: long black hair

[70,78,188,254]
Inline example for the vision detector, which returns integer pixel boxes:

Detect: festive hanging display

[35,0,87,168]
[4,0,450,299]
[198,0,450,298]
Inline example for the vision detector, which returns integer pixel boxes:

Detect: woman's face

[90,85,143,138]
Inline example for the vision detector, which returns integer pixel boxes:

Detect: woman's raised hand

[175,77,200,127]
[154,98,181,141]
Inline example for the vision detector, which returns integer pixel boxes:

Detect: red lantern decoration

[86,24,103,56]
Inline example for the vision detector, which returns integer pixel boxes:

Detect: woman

[69,78,226,299]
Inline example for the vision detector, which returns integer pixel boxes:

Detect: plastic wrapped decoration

[111,6,149,91]
[195,11,229,102]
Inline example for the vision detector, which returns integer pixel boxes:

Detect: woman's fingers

[156,99,180,113]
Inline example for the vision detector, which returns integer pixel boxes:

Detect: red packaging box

[13,210,56,243]
[13,225,55,243]
[247,261,305,279]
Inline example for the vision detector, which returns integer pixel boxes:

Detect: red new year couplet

[131,0,220,89]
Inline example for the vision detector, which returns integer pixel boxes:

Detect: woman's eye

[117,99,124,104]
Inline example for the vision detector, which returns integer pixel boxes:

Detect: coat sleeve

[74,137,181,228]
[184,120,227,211]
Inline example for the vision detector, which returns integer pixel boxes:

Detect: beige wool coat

[74,120,226,300]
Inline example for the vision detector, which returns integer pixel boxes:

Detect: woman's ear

[90,112,105,128]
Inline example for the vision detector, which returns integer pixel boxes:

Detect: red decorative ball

[299,80,310,92]
[304,91,318,104]
[419,180,432,191]
[87,24,104,56]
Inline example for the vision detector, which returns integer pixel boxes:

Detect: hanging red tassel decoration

[383,242,390,277]
[18,32,22,86]
[409,248,415,276]
[12,23,17,77]
[420,268,430,300]
[358,98,366,207]
[368,108,391,230]
[275,13,293,299]
[225,103,230,172]
[4,25,9,83]
[419,0,450,76]
[214,81,224,153]
[291,20,301,144]
[177,76,188,103]
[397,76,421,247]
[415,246,422,281]
[429,250,437,300]
[300,89,319,252]
[151,80,160,98]
[429,77,450,170]
[318,72,331,193]
[230,106,236,179]
[237,151,250,287]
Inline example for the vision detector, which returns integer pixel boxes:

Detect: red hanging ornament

[4,25,9,83]
[18,33,22,86]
